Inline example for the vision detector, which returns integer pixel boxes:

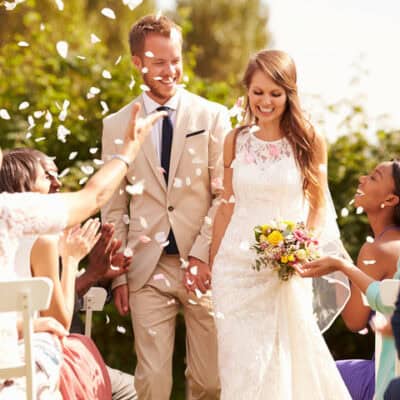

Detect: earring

[380,203,385,209]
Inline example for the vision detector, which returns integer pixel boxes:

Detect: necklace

[375,224,400,241]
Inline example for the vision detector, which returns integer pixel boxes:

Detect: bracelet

[110,154,131,168]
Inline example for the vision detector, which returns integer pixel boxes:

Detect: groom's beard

[142,73,178,104]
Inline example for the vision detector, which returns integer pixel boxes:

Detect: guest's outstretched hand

[295,255,345,278]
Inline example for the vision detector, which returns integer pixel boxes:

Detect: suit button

[168,206,174,212]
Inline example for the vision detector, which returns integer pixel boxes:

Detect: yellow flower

[261,224,270,234]
[267,230,284,246]
[295,249,307,261]
[288,254,295,262]
[259,234,268,243]
[281,255,288,264]
[284,220,296,231]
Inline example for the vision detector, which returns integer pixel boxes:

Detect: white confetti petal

[115,55,122,65]
[105,314,110,324]
[249,125,261,134]
[148,328,157,336]
[363,259,377,265]
[0,109,11,120]
[56,41,68,58]
[170,27,181,44]
[188,148,196,155]
[34,137,46,142]
[144,51,154,58]
[140,217,148,229]
[366,236,375,243]
[58,168,70,178]
[43,110,53,129]
[167,298,176,305]
[17,41,29,47]
[90,33,101,44]
[195,168,202,176]
[89,147,98,154]
[122,214,130,224]
[54,0,64,11]
[204,216,212,225]
[155,10,162,19]
[186,177,191,186]
[126,180,144,195]
[188,299,197,305]
[340,208,349,217]
[348,199,355,205]
[153,76,162,81]
[18,101,30,110]
[116,325,126,334]
[76,55,86,60]
[183,75,189,83]
[129,76,136,90]
[102,69,112,79]
[189,266,198,276]
[356,206,364,214]
[122,0,143,10]
[110,265,120,271]
[154,231,167,243]
[79,177,88,185]
[180,258,189,269]
[68,151,78,160]
[93,159,104,166]
[114,138,123,145]
[33,111,45,119]
[228,195,236,203]
[141,67,149,74]
[140,84,150,92]
[101,7,116,19]
[57,125,70,142]
[100,100,109,115]
[81,165,94,175]
[25,132,32,139]
[153,273,165,281]
[123,248,133,257]
[173,178,183,188]
[194,288,203,298]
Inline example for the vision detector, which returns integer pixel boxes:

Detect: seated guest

[0,104,165,398]
[297,160,400,400]
[0,148,137,400]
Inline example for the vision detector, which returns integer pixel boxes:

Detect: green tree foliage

[173,0,269,83]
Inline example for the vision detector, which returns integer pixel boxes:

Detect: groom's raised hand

[184,256,211,294]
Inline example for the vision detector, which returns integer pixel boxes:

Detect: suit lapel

[139,96,167,191]
[168,91,192,191]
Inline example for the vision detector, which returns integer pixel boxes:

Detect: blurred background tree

[0,1,398,399]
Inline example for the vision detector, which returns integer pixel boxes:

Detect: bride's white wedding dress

[212,129,351,399]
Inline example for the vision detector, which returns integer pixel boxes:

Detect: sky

[158,0,400,141]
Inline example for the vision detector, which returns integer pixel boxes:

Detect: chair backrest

[0,277,53,400]
[80,287,107,337]
[375,279,400,384]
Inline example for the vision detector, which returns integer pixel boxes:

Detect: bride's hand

[295,255,345,277]
[119,103,166,163]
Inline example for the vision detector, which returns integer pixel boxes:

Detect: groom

[101,15,231,400]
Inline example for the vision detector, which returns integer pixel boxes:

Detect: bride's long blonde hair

[240,49,323,209]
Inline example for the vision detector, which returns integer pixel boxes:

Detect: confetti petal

[123,248,133,257]
[0,109,11,120]
[56,41,68,58]
[356,206,364,214]
[17,41,29,47]
[144,51,154,58]
[173,178,183,188]
[18,101,30,110]
[90,33,101,44]
[154,231,167,243]
[140,84,150,92]
[68,151,78,160]
[122,0,143,10]
[366,236,375,243]
[81,165,94,175]
[101,7,116,19]
[57,125,70,142]
[116,325,126,334]
[89,147,98,154]
[54,0,64,11]
[102,69,112,79]
[126,180,145,195]
[140,217,148,229]
[340,208,349,217]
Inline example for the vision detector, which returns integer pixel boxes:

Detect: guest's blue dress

[337,260,400,400]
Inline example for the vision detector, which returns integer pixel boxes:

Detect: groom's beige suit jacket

[101,89,231,292]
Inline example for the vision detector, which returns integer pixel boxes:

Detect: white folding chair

[375,278,400,390]
[0,277,53,400]
[81,287,107,337]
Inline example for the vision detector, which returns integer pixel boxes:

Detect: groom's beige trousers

[129,254,220,400]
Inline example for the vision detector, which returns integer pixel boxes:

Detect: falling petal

[141,67,149,74]
[89,147,98,154]
[33,111,45,119]
[194,288,203,298]
[139,217,148,229]
[144,51,154,58]
[0,109,11,120]
[79,177,88,185]
[18,101,30,110]
[100,100,109,115]
[116,325,126,334]
[17,41,29,47]
[228,195,235,203]
[185,177,191,186]
[148,328,157,336]
[81,165,94,175]
[76,55,86,60]
[34,137,46,142]
[170,27,181,44]
[56,41,68,58]
[356,206,364,214]
[122,0,143,10]
[204,216,212,225]
[54,0,64,11]
[195,168,202,176]
[180,258,189,269]
[188,299,197,305]
[114,138,123,145]
[366,236,375,243]
[363,259,377,265]
[154,231,167,243]
[125,180,145,195]
[105,314,110,324]
[90,33,101,44]
[57,125,70,143]
[173,178,183,188]
[102,69,112,79]
[26,133,32,139]
[157,166,166,174]
[153,76,162,81]
[78,115,85,120]
[43,111,53,129]
[249,125,260,134]
[58,168,70,178]
[188,148,196,155]
[160,240,170,248]
[87,86,101,99]
[129,76,136,90]
[93,159,104,166]
[189,266,198,276]
[183,75,189,83]
[340,208,349,218]
[115,55,122,65]
[348,199,355,205]
[101,7,116,19]
[110,265,120,271]
[123,248,133,257]
[167,299,176,305]
[140,84,150,92]
[358,328,369,335]
[68,151,78,160]
[122,214,130,224]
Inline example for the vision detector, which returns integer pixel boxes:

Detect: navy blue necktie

[156,106,173,184]
[156,106,178,254]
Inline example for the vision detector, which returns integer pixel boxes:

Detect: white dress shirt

[142,90,181,163]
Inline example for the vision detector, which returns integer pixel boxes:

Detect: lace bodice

[230,128,307,228]
[0,192,68,368]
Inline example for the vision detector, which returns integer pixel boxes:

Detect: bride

[210,50,351,399]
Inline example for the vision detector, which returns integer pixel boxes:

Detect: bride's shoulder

[223,126,250,166]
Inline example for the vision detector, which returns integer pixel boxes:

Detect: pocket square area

[186,129,206,138]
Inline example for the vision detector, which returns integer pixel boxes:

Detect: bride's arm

[209,131,237,267]
[306,132,328,232]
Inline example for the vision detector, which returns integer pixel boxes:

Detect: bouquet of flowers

[251,220,320,281]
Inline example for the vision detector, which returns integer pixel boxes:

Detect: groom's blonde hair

[129,15,182,56]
